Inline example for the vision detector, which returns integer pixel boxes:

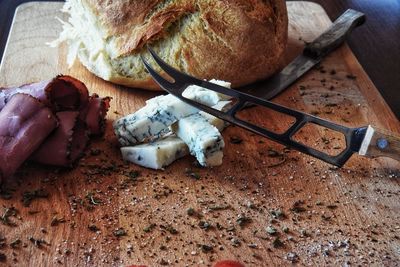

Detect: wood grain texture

[305,0,400,120]
[0,2,399,266]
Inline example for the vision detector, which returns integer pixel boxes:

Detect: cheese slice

[114,80,232,146]
[121,136,189,170]
[120,101,231,169]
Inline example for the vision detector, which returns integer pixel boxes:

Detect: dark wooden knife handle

[304,9,366,59]
[359,125,400,161]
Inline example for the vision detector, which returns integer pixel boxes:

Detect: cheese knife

[240,9,366,100]
[142,48,400,167]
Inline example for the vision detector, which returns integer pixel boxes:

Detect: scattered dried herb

[113,228,127,237]
[291,201,306,213]
[321,214,331,221]
[236,214,252,227]
[0,207,18,227]
[185,169,200,180]
[186,207,195,216]
[267,148,282,158]
[143,224,156,233]
[22,189,49,207]
[267,157,287,168]
[270,209,286,219]
[126,170,140,179]
[159,259,169,266]
[120,171,141,188]
[0,186,14,200]
[50,216,66,226]
[86,192,102,206]
[322,137,330,144]
[286,252,299,263]
[28,210,40,215]
[272,237,284,248]
[327,204,338,210]
[200,244,213,253]
[163,225,178,235]
[208,204,231,211]
[230,136,243,144]
[231,237,241,247]
[90,148,101,156]
[346,74,357,80]
[300,228,309,237]
[266,226,278,235]
[325,103,338,107]
[0,237,5,249]
[88,224,100,232]
[28,237,48,248]
[10,239,21,249]
[198,221,212,230]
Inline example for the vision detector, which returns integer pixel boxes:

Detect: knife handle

[359,125,400,161]
[304,9,366,59]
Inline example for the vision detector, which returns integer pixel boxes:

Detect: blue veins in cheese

[170,113,225,167]
[121,136,189,170]
[113,79,232,146]
[113,94,198,146]
[121,101,231,169]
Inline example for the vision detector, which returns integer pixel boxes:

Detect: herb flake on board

[86,192,102,206]
[50,216,66,226]
[10,239,21,249]
[272,237,284,248]
[22,189,49,207]
[28,237,49,248]
[113,228,127,237]
[0,207,18,227]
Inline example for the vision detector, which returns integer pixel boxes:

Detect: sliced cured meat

[0,75,89,111]
[80,94,111,136]
[0,94,58,181]
[31,111,89,167]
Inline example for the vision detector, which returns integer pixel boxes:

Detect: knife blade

[240,9,366,100]
[142,47,400,167]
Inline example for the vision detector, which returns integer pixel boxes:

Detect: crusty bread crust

[62,0,288,90]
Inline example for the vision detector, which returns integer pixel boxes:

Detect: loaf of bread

[54,0,288,90]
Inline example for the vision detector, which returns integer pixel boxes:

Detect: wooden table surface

[0,1,399,266]
[0,0,399,119]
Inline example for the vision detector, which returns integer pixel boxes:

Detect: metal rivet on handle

[377,138,389,150]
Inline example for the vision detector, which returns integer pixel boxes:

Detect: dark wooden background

[0,0,399,119]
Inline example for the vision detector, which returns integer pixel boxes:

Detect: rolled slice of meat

[0,75,89,111]
[31,111,89,167]
[80,94,111,136]
[0,94,58,181]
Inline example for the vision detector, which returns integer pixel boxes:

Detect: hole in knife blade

[291,122,346,156]
[234,102,296,135]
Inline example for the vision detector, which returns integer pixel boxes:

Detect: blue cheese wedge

[114,94,198,146]
[171,113,225,167]
[121,101,231,169]
[114,80,232,146]
[121,136,189,170]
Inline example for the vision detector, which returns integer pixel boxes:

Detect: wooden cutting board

[0,2,399,266]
